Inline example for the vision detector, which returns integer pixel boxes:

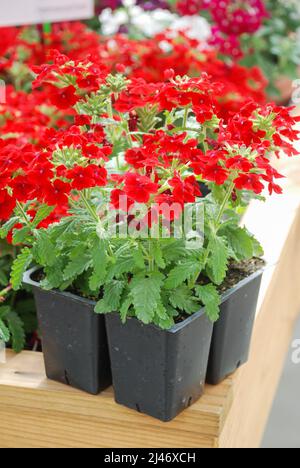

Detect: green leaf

[0,217,20,239]
[195,284,221,322]
[169,286,200,314]
[251,235,264,258]
[161,240,187,265]
[165,260,200,289]
[89,239,108,291]
[12,226,31,245]
[132,246,145,269]
[0,269,8,286]
[154,303,174,330]
[152,242,166,269]
[222,227,254,261]
[0,318,10,342]
[41,263,64,289]
[120,296,132,323]
[33,230,56,266]
[63,252,91,281]
[32,204,55,228]
[95,280,125,314]
[6,310,25,353]
[11,247,33,290]
[130,273,164,324]
[207,236,228,285]
[107,256,135,279]
[0,306,10,320]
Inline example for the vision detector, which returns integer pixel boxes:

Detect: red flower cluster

[0,22,102,84]
[1,22,268,120]
[1,51,299,235]
[0,118,111,224]
[99,32,267,120]
[0,86,72,146]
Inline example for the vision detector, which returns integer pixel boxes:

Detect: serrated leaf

[161,240,187,265]
[222,226,254,261]
[207,236,228,285]
[132,246,145,269]
[0,269,8,286]
[153,303,174,330]
[33,230,56,266]
[0,217,20,239]
[41,262,64,289]
[32,204,55,228]
[6,310,25,353]
[0,306,11,319]
[12,226,31,245]
[120,296,132,323]
[195,284,221,322]
[107,256,135,279]
[89,239,108,291]
[11,248,33,290]
[95,280,125,314]
[152,242,166,269]
[63,252,91,281]
[130,273,164,324]
[0,318,10,342]
[251,235,264,258]
[169,285,200,314]
[165,260,200,289]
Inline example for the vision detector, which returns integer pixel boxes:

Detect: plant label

[0,0,94,27]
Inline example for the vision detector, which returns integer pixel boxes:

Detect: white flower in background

[170,16,211,42]
[100,9,128,36]
[99,0,211,42]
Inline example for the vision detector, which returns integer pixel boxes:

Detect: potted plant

[1,52,299,418]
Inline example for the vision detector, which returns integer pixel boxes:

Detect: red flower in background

[67,165,107,190]
[48,85,79,109]
[124,173,159,203]
[234,174,264,194]
[43,179,71,206]
[0,190,16,220]
[169,175,202,204]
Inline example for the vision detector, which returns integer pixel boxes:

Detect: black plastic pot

[105,310,213,422]
[23,268,112,395]
[206,269,264,385]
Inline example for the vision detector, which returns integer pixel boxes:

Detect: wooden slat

[0,350,233,448]
[219,207,300,448]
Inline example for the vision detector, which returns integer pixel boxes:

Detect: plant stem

[80,192,99,223]
[0,285,12,299]
[215,181,235,227]
[189,181,235,289]
[202,126,208,153]
[16,202,31,228]
[148,240,155,273]
[183,106,189,129]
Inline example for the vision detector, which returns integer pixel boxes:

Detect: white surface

[262,317,300,448]
[0,0,94,27]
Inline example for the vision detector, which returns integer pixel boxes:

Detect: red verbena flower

[124,173,159,204]
[48,85,79,109]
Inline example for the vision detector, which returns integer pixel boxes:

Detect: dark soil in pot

[206,258,265,385]
[23,267,112,395]
[105,309,213,422]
